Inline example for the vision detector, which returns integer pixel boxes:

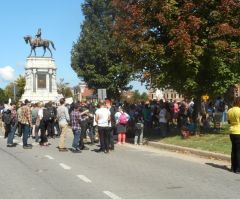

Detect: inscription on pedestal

[38,74,46,89]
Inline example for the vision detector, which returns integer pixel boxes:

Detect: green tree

[141,92,149,102]
[5,75,25,103]
[0,88,8,104]
[71,0,134,99]
[113,0,240,99]
[57,78,73,98]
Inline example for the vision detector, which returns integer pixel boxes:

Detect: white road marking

[13,139,20,143]
[59,163,71,170]
[103,191,122,199]
[77,175,92,183]
[45,155,54,160]
[0,135,4,138]
[18,143,23,146]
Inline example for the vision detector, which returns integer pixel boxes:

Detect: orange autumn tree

[113,0,240,98]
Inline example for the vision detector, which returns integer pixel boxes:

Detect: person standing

[106,100,116,150]
[7,103,18,147]
[227,97,240,173]
[57,98,70,152]
[70,103,82,152]
[95,101,111,153]
[115,106,130,144]
[2,104,12,139]
[20,99,32,149]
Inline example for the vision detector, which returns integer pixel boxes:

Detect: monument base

[21,57,62,103]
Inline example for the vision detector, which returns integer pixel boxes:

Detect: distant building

[121,91,134,102]
[234,84,240,98]
[148,88,183,102]
[73,83,95,102]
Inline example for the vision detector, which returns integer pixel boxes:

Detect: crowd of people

[0,97,229,152]
[0,98,144,153]
[2,95,240,174]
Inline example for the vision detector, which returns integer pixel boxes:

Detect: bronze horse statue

[24,35,56,57]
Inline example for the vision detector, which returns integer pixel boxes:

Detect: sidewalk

[145,140,230,162]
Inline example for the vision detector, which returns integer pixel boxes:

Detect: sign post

[97,89,107,100]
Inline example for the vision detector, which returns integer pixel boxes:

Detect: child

[134,116,144,145]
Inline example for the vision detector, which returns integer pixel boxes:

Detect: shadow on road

[205,163,231,172]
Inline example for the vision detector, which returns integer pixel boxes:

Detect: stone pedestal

[21,57,61,103]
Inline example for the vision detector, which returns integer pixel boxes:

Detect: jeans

[72,129,81,149]
[7,124,17,145]
[22,124,30,146]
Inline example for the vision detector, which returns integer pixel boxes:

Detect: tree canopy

[4,75,25,103]
[113,0,240,98]
[71,0,134,99]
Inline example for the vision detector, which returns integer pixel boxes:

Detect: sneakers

[80,146,89,150]
[59,148,68,152]
[7,143,16,147]
[23,144,32,149]
[72,148,81,153]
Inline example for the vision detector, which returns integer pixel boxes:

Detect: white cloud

[0,66,15,81]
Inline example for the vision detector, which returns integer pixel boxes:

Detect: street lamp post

[13,82,16,102]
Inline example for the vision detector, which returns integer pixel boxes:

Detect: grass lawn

[144,125,231,155]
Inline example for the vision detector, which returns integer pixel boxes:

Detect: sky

[0,0,147,93]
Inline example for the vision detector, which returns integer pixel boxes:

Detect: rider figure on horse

[35,28,42,46]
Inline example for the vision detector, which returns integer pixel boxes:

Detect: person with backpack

[214,97,225,132]
[7,103,18,147]
[45,101,57,138]
[134,115,144,145]
[31,103,39,139]
[115,106,130,144]
[106,100,116,150]
[39,103,50,146]
[2,106,12,139]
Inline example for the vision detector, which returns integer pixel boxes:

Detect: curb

[146,141,231,162]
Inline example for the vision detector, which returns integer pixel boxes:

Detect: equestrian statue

[24,28,56,57]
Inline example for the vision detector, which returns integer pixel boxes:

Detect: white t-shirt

[95,107,110,127]
[38,108,43,120]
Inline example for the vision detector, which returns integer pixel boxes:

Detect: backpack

[119,112,128,125]
[43,107,55,122]
[218,101,225,112]
[2,109,12,125]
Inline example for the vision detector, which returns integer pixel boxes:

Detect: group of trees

[0,76,26,104]
[72,0,240,100]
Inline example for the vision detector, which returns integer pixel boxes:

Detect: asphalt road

[0,131,239,199]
